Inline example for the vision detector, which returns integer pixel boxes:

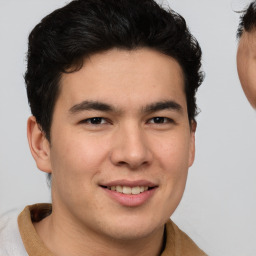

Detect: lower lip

[101,187,157,207]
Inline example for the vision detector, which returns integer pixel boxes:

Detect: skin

[27,48,196,256]
[237,30,256,109]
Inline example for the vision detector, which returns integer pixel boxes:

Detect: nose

[109,123,153,170]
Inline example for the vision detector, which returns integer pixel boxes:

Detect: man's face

[237,30,256,109]
[43,48,195,240]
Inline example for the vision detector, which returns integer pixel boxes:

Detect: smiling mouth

[101,185,156,195]
[100,182,157,206]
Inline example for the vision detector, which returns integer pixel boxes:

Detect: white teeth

[123,186,132,194]
[107,185,150,194]
[116,185,123,193]
[132,186,141,195]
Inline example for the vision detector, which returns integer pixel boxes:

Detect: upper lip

[100,179,158,188]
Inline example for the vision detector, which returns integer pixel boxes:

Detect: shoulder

[162,219,207,256]
[0,208,28,256]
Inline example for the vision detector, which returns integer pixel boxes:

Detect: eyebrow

[69,101,114,113]
[69,100,183,115]
[142,100,183,114]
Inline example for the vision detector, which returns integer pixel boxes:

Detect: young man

[0,0,206,255]
[237,1,256,109]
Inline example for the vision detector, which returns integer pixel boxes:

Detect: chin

[100,214,166,241]
[105,225,161,241]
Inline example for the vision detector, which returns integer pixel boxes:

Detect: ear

[188,120,197,167]
[27,116,52,173]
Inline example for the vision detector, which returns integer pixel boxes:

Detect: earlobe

[27,116,52,173]
[188,120,197,167]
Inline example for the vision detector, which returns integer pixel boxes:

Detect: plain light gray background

[0,0,256,255]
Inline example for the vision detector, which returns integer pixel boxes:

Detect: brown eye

[83,117,107,125]
[90,117,103,124]
[152,117,165,123]
[148,117,173,124]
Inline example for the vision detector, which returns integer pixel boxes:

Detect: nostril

[117,161,127,166]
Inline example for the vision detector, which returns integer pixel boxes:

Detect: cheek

[238,61,256,108]
[155,134,191,171]
[49,131,109,192]
[149,133,191,200]
[151,135,190,218]
[52,130,107,166]
[237,60,249,90]
[237,43,256,105]
[237,44,249,88]
[246,64,256,96]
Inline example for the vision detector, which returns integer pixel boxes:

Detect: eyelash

[80,117,174,125]
[80,117,109,125]
[147,117,174,124]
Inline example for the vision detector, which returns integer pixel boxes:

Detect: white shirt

[0,209,28,256]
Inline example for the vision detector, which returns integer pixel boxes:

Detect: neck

[34,209,165,256]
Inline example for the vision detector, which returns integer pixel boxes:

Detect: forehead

[239,30,256,52]
[58,48,186,110]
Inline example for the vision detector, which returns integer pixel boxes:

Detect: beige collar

[18,204,206,256]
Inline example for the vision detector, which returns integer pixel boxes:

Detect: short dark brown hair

[25,0,204,141]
